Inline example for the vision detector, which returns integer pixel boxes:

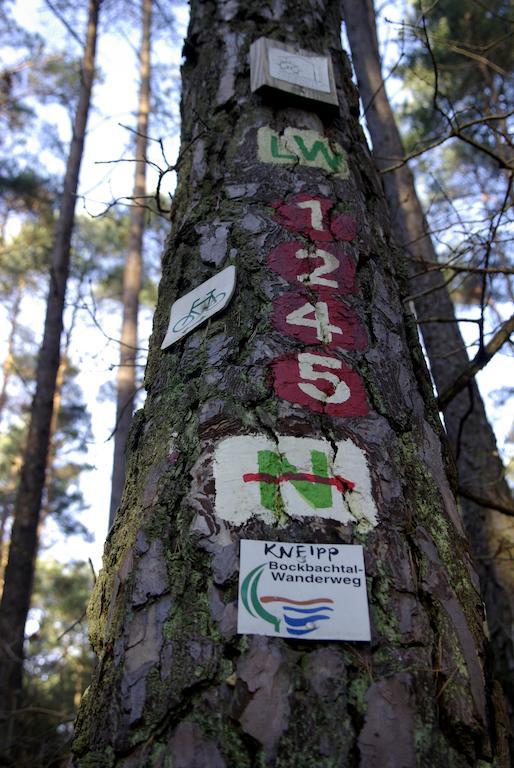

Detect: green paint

[241,563,280,632]
[256,449,333,510]
[270,135,297,161]
[292,135,342,172]
[257,127,349,178]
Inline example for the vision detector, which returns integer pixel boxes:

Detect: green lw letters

[257,126,349,178]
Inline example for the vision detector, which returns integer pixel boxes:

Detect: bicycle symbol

[172,288,226,333]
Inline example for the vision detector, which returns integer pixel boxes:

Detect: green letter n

[256,449,333,511]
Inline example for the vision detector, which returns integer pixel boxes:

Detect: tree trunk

[73,1,509,765]
[0,0,101,754]
[342,0,514,724]
[108,0,152,528]
[0,277,23,423]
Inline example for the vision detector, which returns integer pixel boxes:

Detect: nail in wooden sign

[238,539,371,641]
[213,434,378,532]
[250,37,338,107]
[161,265,236,349]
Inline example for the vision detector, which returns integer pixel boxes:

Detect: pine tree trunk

[342,0,514,725]
[108,0,152,528]
[0,278,23,422]
[73,1,509,765]
[0,0,101,754]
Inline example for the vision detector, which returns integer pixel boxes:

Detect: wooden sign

[213,434,378,532]
[250,37,338,107]
[238,539,371,641]
[161,265,236,349]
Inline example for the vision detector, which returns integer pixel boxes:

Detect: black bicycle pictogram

[172,288,227,333]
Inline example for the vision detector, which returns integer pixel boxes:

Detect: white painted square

[238,539,371,641]
[161,265,236,349]
[213,434,378,533]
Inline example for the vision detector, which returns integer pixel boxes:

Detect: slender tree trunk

[0,278,24,422]
[0,0,101,754]
[108,0,152,528]
[342,0,514,723]
[73,1,509,764]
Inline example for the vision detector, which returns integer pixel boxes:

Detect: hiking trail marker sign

[237,539,371,641]
[250,37,338,107]
[161,265,236,349]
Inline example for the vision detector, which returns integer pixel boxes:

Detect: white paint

[238,539,371,641]
[285,301,343,343]
[297,199,324,230]
[268,48,331,93]
[296,247,339,289]
[213,434,378,532]
[298,353,350,404]
[257,127,349,178]
[161,265,236,349]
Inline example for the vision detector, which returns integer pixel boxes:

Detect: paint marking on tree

[272,293,367,349]
[271,194,358,243]
[271,352,369,416]
[213,435,378,532]
[267,241,356,294]
[257,127,349,177]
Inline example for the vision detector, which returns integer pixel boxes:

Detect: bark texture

[0,0,101,754]
[109,0,152,528]
[74,1,509,765]
[342,0,514,722]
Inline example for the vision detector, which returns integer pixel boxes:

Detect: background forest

[0,0,512,764]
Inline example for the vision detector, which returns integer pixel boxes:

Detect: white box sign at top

[161,265,236,349]
[238,539,371,642]
[268,47,330,93]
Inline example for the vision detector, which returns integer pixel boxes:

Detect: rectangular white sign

[268,48,330,93]
[161,265,236,349]
[237,539,371,641]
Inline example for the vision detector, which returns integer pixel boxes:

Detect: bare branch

[458,487,514,517]
[437,313,514,409]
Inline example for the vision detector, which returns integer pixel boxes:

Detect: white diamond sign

[161,265,236,349]
[238,539,371,641]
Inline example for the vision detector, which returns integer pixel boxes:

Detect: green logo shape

[241,563,280,632]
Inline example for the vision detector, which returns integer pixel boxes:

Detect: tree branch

[437,313,514,409]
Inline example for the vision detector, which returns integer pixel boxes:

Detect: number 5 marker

[271,352,368,416]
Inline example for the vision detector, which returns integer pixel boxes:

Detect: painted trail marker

[161,265,236,349]
[257,127,349,178]
[250,37,338,107]
[267,241,356,295]
[272,352,369,417]
[271,194,358,243]
[213,434,378,533]
[238,539,371,641]
[272,293,367,349]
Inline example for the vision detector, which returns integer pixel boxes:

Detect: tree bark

[0,278,23,423]
[73,1,509,765]
[0,0,101,754]
[342,0,514,724]
[108,0,152,529]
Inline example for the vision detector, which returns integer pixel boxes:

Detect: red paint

[271,194,334,242]
[261,596,334,605]
[271,353,369,416]
[242,471,356,493]
[271,194,358,243]
[330,213,357,242]
[272,292,367,349]
[267,240,356,294]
